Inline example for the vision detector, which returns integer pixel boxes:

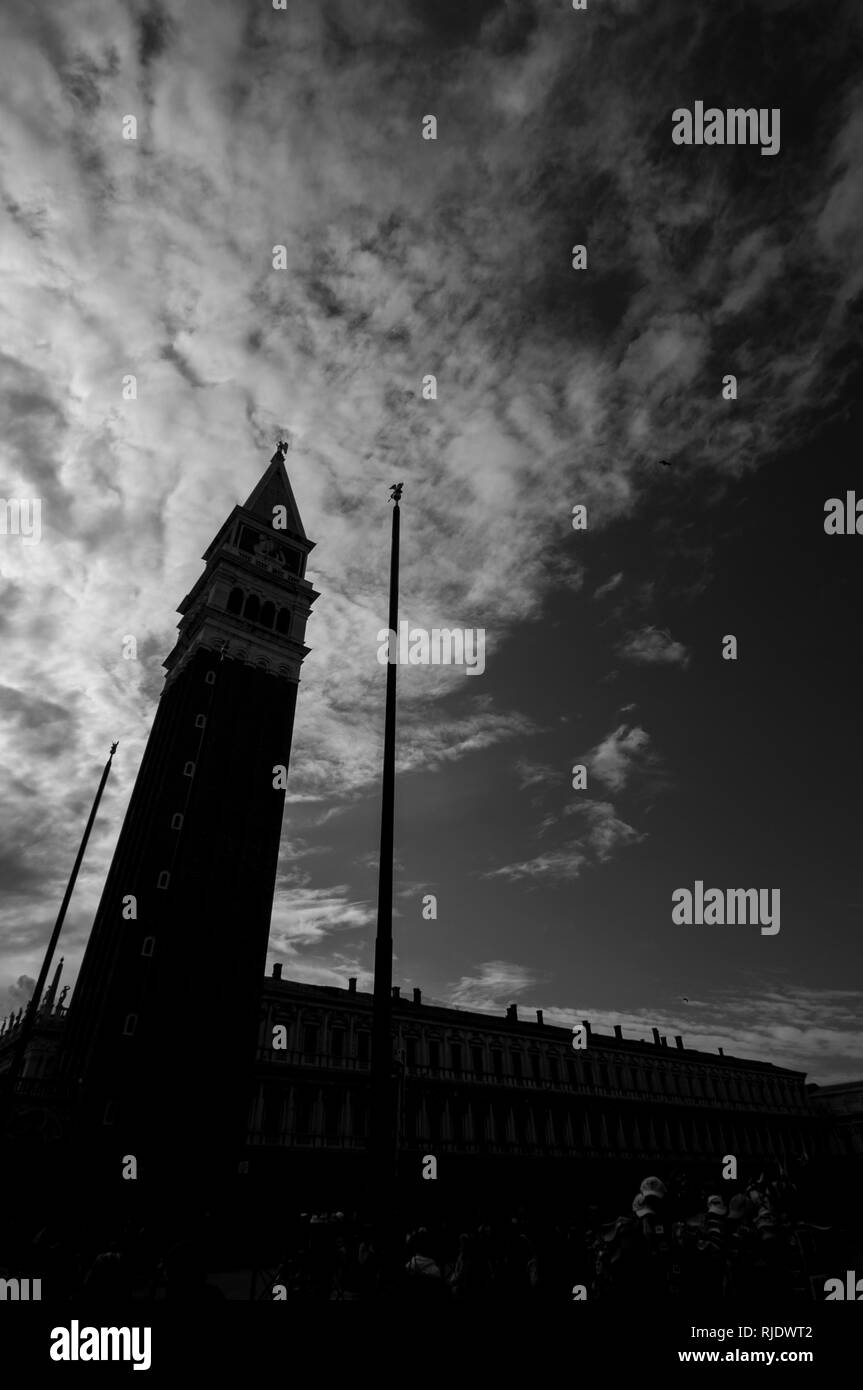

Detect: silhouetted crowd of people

[2,1164,853,1302]
[584,1171,834,1300]
[265,1167,845,1302]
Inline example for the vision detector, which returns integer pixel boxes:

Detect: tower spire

[61,448,318,1198]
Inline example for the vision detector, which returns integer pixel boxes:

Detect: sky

[1,0,862,1084]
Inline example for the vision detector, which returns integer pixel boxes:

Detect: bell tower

[63,445,318,1193]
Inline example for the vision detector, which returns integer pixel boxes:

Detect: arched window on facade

[243,594,260,623]
[227,587,244,615]
[276,608,292,635]
[260,600,276,629]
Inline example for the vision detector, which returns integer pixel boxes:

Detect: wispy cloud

[618,627,689,668]
[269,884,374,947]
[593,571,624,600]
[565,799,646,862]
[446,960,541,1013]
[446,984,863,1087]
[514,758,555,791]
[268,947,373,994]
[482,845,588,884]
[580,723,656,793]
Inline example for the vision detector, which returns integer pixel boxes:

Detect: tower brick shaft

[62,447,318,1194]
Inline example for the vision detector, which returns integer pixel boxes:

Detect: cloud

[482,846,588,884]
[581,723,655,793]
[458,984,863,1087]
[0,973,36,1018]
[446,960,540,1013]
[593,571,624,600]
[564,799,646,862]
[618,627,689,667]
[514,758,555,790]
[1,0,861,995]
[268,947,373,994]
[269,884,374,947]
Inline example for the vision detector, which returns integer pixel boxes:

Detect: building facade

[245,970,831,1203]
[807,1080,863,1159]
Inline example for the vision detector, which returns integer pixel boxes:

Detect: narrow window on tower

[157,870,170,890]
[141,936,155,958]
[195,714,206,729]
[183,761,195,777]
[511,1051,522,1079]
[123,1014,137,1036]
[330,1027,344,1060]
[260,600,275,629]
[276,608,292,636]
[471,1045,483,1074]
[492,1050,503,1078]
[450,1042,462,1072]
[428,1040,440,1069]
[171,813,183,830]
[227,587,244,615]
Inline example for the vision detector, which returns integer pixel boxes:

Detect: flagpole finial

[109,741,119,756]
[389,483,403,504]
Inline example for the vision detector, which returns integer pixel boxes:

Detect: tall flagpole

[0,741,118,1140]
[370,484,402,1212]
